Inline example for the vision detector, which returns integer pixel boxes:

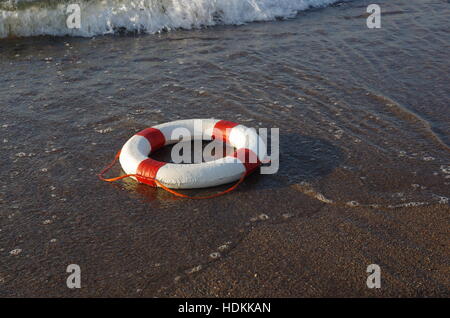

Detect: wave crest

[0,0,344,38]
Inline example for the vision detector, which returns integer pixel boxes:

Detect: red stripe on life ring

[136,159,166,187]
[212,120,239,143]
[232,148,261,176]
[136,128,166,152]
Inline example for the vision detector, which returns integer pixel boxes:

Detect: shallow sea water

[0,0,449,296]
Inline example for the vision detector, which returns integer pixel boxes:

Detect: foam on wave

[0,0,345,38]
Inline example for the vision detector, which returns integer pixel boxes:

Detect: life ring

[119,119,267,189]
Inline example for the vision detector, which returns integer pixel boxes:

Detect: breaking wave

[0,0,346,38]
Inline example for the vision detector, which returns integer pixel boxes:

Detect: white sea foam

[0,0,345,38]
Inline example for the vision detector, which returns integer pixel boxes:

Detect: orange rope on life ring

[98,151,246,200]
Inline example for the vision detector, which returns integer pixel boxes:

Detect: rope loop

[98,151,246,199]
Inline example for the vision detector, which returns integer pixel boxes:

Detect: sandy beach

[0,0,449,297]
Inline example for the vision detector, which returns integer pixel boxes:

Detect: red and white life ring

[119,119,267,189]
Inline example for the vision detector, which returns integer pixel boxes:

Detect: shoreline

[0,0,449,297]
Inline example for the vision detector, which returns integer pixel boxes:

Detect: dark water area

[0,0,449,297]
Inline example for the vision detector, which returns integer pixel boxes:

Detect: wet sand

[0,0,449,297]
